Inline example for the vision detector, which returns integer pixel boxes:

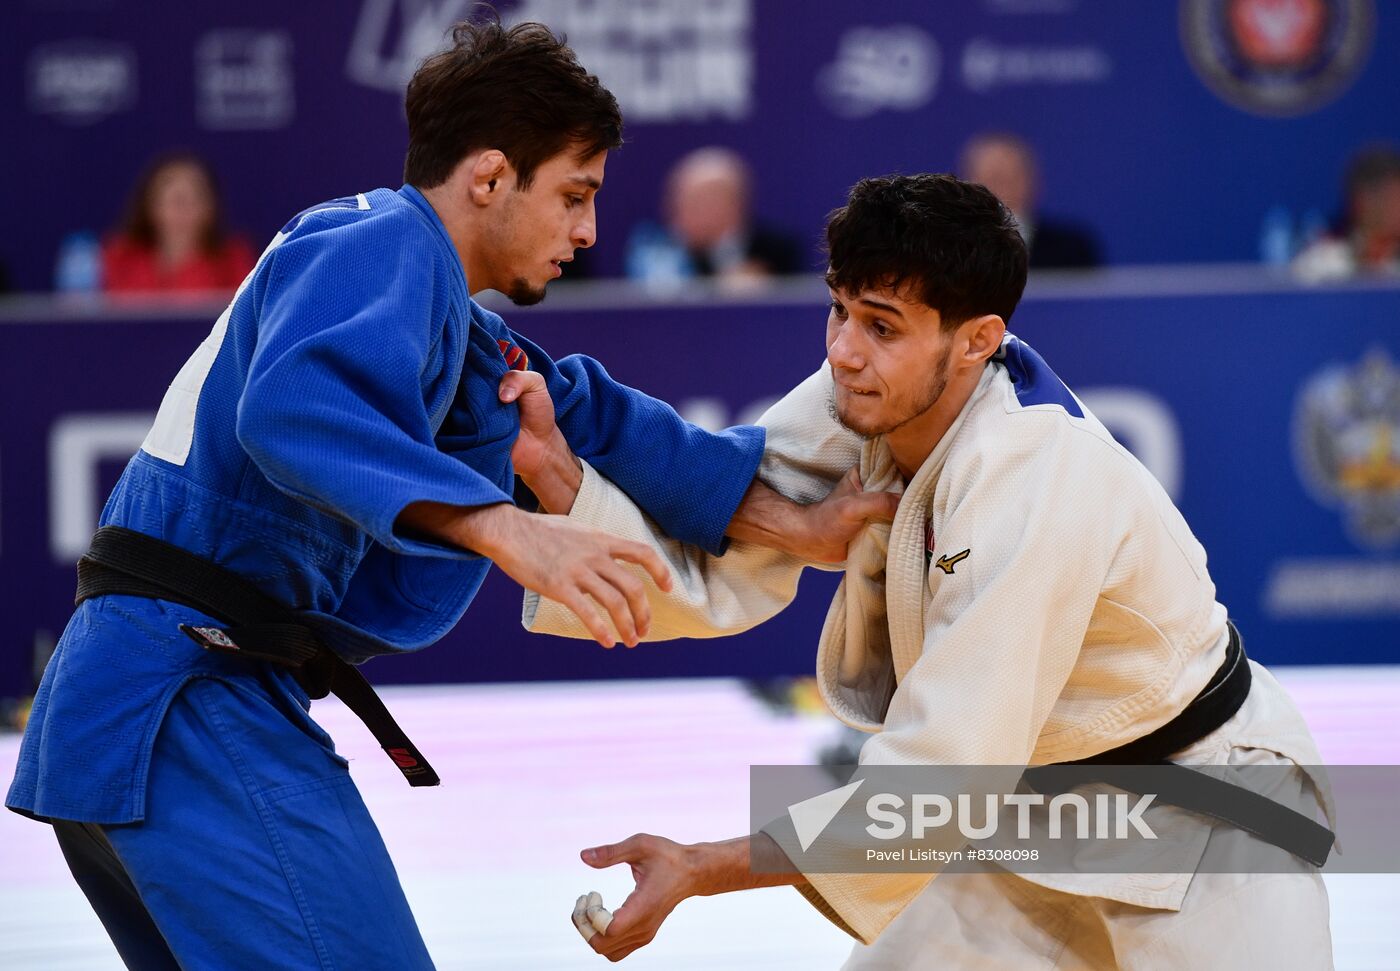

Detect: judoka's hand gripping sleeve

[509,329,766,556]
[524,365,861,640]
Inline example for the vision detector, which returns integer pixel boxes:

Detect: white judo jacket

[523,338,1332,944]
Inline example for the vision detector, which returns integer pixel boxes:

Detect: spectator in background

[103,152,255,293]
[626,146,803,287]
[960,132,1100,269]
[1293,145,1400,283]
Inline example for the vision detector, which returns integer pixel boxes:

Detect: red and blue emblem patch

[497,338,529,371]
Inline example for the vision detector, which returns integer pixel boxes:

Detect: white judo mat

[2,669,1398,970]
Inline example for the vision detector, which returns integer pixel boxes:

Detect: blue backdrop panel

[1,279,1397,695]
[4,1,1399,290]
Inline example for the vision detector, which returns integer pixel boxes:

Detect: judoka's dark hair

[825,174,1027,329]
[404,9,622,189]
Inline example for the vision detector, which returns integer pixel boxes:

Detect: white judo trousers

[847,860,1332,969]
[525,346,1336,969]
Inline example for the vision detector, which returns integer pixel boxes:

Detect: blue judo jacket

[8,185,763,823]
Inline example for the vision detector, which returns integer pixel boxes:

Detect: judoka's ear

[957,314,1006,369]
[466,150,510,206]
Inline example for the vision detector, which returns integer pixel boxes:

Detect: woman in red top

[103,153,255,293]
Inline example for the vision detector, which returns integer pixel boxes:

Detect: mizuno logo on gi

[934,549,970,575]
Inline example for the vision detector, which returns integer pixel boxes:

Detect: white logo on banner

[346,0,477,92]
[511,0,753,122]
[49,414,153,563]
[347,0,753,121]
[960,38,1112,93]
[196,30,296,130]
[1078,389,1183,500]
[818,25,939,119]
[677,395,779,434]
[27,40,137,124]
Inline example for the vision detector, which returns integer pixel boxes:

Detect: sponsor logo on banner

[1180,0,1374,116]
[346,0,477,92]
[1265,348,1400,618]
[347,0,753,122]
[27,40,137,124]
[196,31,295,130]
[818,25,939,119]
[960,39,1111,93]
[510,0,753,122]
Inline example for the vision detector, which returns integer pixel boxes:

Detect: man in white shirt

[507,173,1335,969]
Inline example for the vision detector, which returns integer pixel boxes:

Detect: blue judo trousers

[7,185,764,969]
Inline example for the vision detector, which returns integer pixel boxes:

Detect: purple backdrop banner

[2,274,1398,696]
[4,0,1400,292]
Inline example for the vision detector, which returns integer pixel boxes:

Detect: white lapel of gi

[815,366,1001,727]
[886,365,1000,682]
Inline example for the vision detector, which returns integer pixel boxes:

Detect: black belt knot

[76,525,439,787]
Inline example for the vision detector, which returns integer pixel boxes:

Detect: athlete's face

[825,285,954,438]
[491,148,606,305]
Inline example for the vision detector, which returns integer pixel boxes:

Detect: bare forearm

[396,499,517,558]
[401,495,671,647]
[723,479,814,558]
[687,833,807,897]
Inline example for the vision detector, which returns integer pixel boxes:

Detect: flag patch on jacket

[497,338,529,371]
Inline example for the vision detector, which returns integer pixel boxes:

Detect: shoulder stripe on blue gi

[278,195,367,233]
[995,335,1084,418]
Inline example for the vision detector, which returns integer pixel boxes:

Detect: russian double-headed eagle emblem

[1294,348,1400,548]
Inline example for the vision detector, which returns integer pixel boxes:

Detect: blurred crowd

[623,146,804,290]
[25,136,1400,300]
[52,153,254,297]
[1292,145,1400,282]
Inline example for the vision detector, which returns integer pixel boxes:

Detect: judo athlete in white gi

[4,20,888,970]
[516,174,1337,968]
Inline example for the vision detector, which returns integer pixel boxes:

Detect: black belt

[1066,620,1252,766]
[75,525,439,787]
[1025,623,1335,866]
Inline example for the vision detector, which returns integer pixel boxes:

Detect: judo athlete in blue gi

[4,19,890,970]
